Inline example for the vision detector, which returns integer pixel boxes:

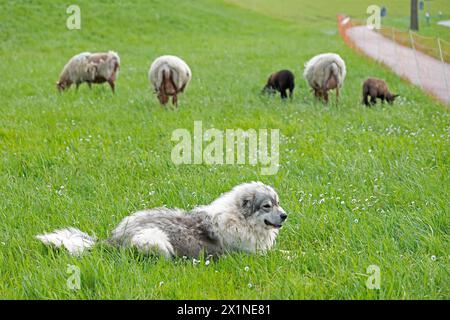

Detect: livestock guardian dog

[36,182,287,258]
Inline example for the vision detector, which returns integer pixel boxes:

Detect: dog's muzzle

[264,211,287,229]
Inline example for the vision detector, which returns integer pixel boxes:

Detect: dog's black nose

[280,213,287,221]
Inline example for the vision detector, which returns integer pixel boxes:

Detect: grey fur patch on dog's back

[108,208,223,257]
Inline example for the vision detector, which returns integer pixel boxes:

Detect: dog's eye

[263,204,272,209]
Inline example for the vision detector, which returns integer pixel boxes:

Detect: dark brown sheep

[262,70,295,99]
[363,78,398,106]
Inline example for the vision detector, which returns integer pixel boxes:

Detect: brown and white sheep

[148,55,192,106]
[362,77,398,106]
[303,53,346,103]
[56,51,120,93]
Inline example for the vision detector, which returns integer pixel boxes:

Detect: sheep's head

[56,81,67,91]
[157,92,169,105]
[262,85,276,95]
[387,93,399,104]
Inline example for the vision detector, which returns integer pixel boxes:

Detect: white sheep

[303,53,346,103]
[148,55,192,106]
[57,51,120,93]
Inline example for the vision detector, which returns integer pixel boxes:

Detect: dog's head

[236,182,287,229]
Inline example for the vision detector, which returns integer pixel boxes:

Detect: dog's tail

[36,227,97,256]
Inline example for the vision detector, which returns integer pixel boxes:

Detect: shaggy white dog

[303,52,346,103]
[148,55,192,105]
[36,182,287,258]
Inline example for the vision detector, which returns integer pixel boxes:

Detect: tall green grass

[0,0,448,299]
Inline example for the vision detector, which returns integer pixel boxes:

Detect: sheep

[362,77,398,106]
[303,53,346,103]
[262,70,295,99]
[148,55,192,106]
[56,51,120,93]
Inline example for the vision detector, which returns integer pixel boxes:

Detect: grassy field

[228,0,450,41]
[0,0,449,299]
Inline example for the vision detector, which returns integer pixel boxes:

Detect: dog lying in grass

[36,182,287,258]
[363,77,398,106]
[262,70,295,99]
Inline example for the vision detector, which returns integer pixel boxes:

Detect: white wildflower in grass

[148,191,156,196]
[159,281,164,287]
[341,201,345,205]
[244,266,250,272]
[248,283,253,288]
[354,218,359,224]
[205,260,210,266]
[55,185,65,196]
[431,255,437,261]
[193,258,200,266]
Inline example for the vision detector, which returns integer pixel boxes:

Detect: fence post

[409,30,423,89]
[437,38,450,104]
[392,27,398,68]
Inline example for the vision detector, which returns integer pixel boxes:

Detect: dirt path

[347,25,450,104]
[437,20,450,27]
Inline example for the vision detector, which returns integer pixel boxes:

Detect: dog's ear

[241,194,255,217]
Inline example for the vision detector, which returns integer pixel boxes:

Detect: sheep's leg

[324,91,329,104]
[158,83,168,105]
[380,96,385,104]
[363,93,370,106]
[370,96,377,105]
[336,87,340,104]
[87,82,92,90]
[314,89,320,100]
[75,83,80,91]
[280,90,287,99]
[108,80,115,94]
[289,88,294,99]
[172,94,178,107]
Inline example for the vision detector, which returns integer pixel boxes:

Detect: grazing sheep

[303,53,346,103]
[57,51,120,93]
[148,55,192,106]
[363,77,398,106]
[262,70,295,99]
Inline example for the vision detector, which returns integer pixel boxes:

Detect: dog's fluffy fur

[148,55,192,106]
[57,51,120,92]
[36,182,287,258]
[303,53,346,103]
